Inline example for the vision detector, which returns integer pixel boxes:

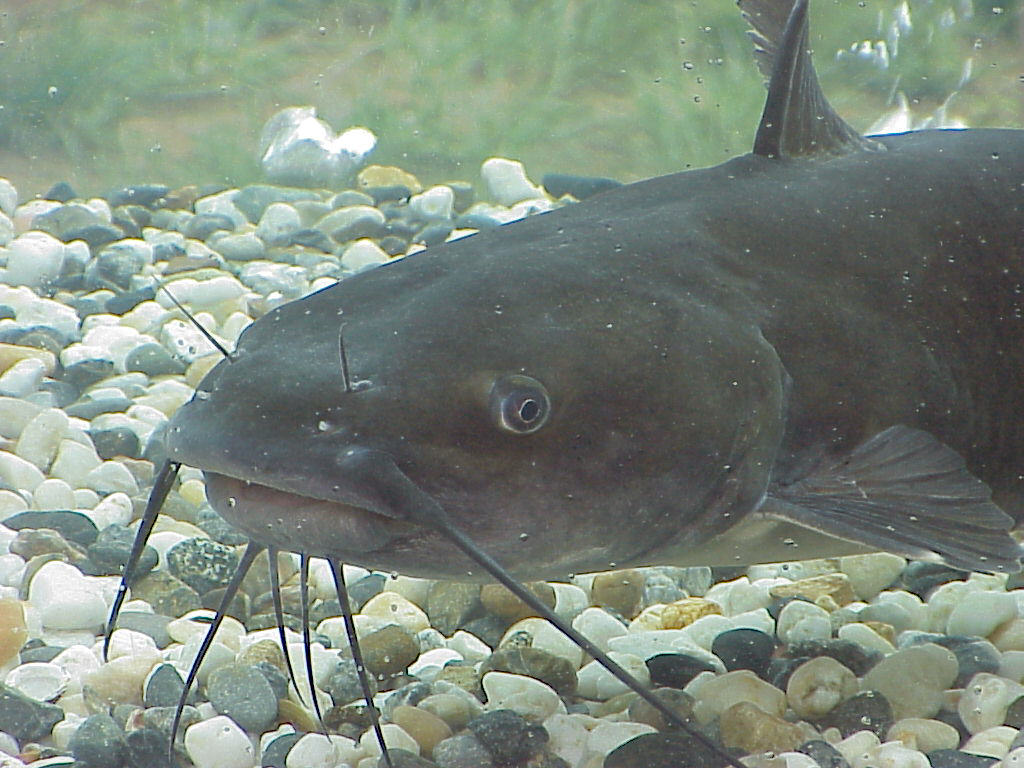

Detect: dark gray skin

[165,125,1024,579]
[159,1,1024,582]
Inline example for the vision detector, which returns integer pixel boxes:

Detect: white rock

[73,489,100,508]
[360,591,430,633]
[14,408,68,471]
[834,731,882,765]
[28,561,108,631]
[777,599,833,644]
[679,613,736,650]
[194,190,247,229]
[81,461,138,495]
[184,715,255,768]
[852,741,930,768]
[577,652,649,700]
[0,178,18,216]
[5,231,65,288]
[147,530,188,568]
[49,439,102,487]
[501,618,583,668]
[341,239,388,271]
[160,318,220,363]
[692,669,786,725]
[0,553,26,587]
[959,672,1024,734]
[607,630,723,671]
[839,553,908,600]
[104,628,158,660]
[83,197,112,222]
[168,610,245,647]
[408,647,463,679]
[285,733,361,768]
[408,185,454,221]
[31,479,75,510]
[0,358,46,398]
[256,203,302,246]
[963,725,1019,758]
[1003,747,1024,768]
[482,670,565,720]
[544,713,591,767]
[4,662,68,701]
[446,630,490,663]
[837,622,895,654]
[1000,651,1024,683]
[0,396,43,439]
[359,723,418,757]
[551,582,589,620]
[0,450,45,492]
[51,713,84,751]
[0,490,28,517]
[4,293,79,340]
[481,158,546,206]
[87,492,133,529]
[586,721,658,757]
[571,607,627,652]
[948,590,1018,637]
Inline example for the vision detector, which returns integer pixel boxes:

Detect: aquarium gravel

[0,161,1023,768]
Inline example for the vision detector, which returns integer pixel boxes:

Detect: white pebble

[834,730,882,765]
[0,358,46,398]
[194,190,248,229]
[0,554,26,587]
[408,648,463,680]
[5,231,66,288]
[30,479,75,511]
[359,723,418,757]
[184,715,255,768]
[482,670,565,720]
[571,607,626,652]
[408,185,454,221]
[0,178,17,216]
[49,439,102,488]
[839,553,908,600]
[551,582,589,620]
[360,591,430,633]
[445,630,490,663]
[1002,747,1024,768]
[963,725,1019,758]
[544,713,590,767]
[837,622,895,654]
[28,561,108,631]
[481,157,546,206]
[87,492,133,529]
[959,672,1024,734]
[0,396,43,439]
[4,662,68,701]
[576,652,649,700]
[82,461,139,495]
[14,408,68,472]
[0,450,45,492]
[777,599,833,644]
[0,490,28,517]
[341,239,388,271]
[256,203,302,246]
[285,733,361,768]
[502,618,583,668]
[948,590,1018,637]
[853,741,929,768]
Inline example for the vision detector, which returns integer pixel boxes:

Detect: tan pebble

[357,165,423,193]
[0,598,28,664]
[417,693,483,731]
[887,718,960,752]
[277,697,319,732]
[151,515,208,538]
[390,705,452,757]
[236,638,286,674]
[786,656,858,719]
[481,582,555,622]
[361,591,430,633]
[692,669,786,725]
[0,343,56,376]
[861,620,896,644]
[185,354,221,388]
[719,701,806,753]
[770,573,856,606]
[177,478,207,508]
[433,663,480,695]
[591,570,645,620]
[991,618,1024,652]
[659,597,722,629]
[361,624,420,676]
[82,651,161,707]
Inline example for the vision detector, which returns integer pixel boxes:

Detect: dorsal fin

[739,0,884,158]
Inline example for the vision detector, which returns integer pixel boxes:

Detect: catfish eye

[489,375,551,435]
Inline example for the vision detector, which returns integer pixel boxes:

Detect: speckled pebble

[206,663,279,732]
[68,713,127,768]
[165,537,239,594]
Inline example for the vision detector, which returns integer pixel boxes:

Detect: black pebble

[143,663,186,708]
[3,509,99,547]
[125,727,174,768]
[87,523,157,577]
[414,223,453,246]
[935,637,1002,688]
[785,638,882,676]
[59,359,115,390]
[68,713,127,768]
[926,749,1000,768]
[468,709,548,765]
[107,184,171,208]
[105,285,156,315]
[605,732,729,768]
[45,181,77,202]
[817,690,893,737]
[646,653,717,689]
[348,573,387,609]
[364,185,412,205]
[711,627,775,677]
[91,427,142,460]
[261,731,302,768]
[767,656,811,689]
[65,223,124,250]
[541,172,622,200]
[902,561,968,598]
[799,740,851,768]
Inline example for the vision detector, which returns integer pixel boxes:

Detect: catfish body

[166,126,1024,579]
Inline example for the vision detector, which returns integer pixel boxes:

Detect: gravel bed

[0,152,1022,768]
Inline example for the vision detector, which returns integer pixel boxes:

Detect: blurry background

[1,0,1021,198]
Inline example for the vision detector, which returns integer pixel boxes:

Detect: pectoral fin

[762,426,1022,573]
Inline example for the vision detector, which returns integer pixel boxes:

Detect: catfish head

[165,209,787,580]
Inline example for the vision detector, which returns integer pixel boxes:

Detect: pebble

[184,714,256,768]
[480,158,546,206]
[948,591,1019,638]
[0,682,64,740]
[577,651,649,699]
[27,560,108,631]
[862,642,958,719]
[481,671,564,720]
[786,655,859,718]
[206,663,279,732]
[68,713,127,768]
[4,661,67,701]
